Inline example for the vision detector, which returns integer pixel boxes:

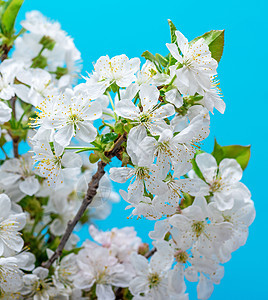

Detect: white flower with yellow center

[33,141,82,187]
[115,84,175,139]
[0,153,40,196]
[169,196,233,257]
[129,251,173,299]
[21,267,56,299]
[75,54,140,100]
[0,194,26,257]
[74,242,131,299]
[166,30,218,95]
[195,153,250,210]
[43,89,102,147]
[0,256,24,293]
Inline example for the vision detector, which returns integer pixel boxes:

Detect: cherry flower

[14,10,82,87]
[208,197,256,262]
[124,60,167,99]
[33,140,82,187]
[45,89,102,147]
[75,54,140,100]
[89,225,142,262]
[21,267,56,299]
[74,241,132,299]
[0,194,26,257]
[200,77,225,114]
[195,153,249,210]
[0,153,40,196]
[15,68,58,107]
[46,250,78,295]
[129,251,173,299]
[0,102,12,137]
[115,84,175,138]
[109,162,166,204]
[166,30,218,95]
[0,59,23,101]
[169,196,233,257]
[0,257,24,293]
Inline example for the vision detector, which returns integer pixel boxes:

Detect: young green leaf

[167,19,177,44]
[101,132,118,144]
[155,53,169,67]
[141,50,157,63]
[212,139,251,170]
[190,30,225,63]
[1,0,24,36]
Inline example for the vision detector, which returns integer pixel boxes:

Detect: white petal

[195,153,218,184]
[76,122,97,143]
[62,152,82,168]
[19,176,40,196]
[218,158,242,183]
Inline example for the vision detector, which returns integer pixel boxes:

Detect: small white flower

[92,54,140,88]
[166,30,218,95]
[21,267,56,299]
[115,84,175,137]
[0,194,26,257]
[0,153,40,196]
[89,225,141,262]
[0,256,24,293]
[33,141,82,187]
[129,251,173,299]
[0,59,23,101]
[43,89,102,147]
[195,153,249,210]
[169,196,233,257]
[74,242,131,299]
[15,68,58,107]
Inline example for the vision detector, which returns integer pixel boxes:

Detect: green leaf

[190,30,225,63]
[1,0,24,36]
[155,53,169,67]
[141,50,157,63]
[101,132,118,144]
[212,139,251,170]
[167,19,177,44]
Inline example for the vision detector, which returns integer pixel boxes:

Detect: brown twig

[42,133,127,268]
[145,247,156,259]
[0,44,12,62]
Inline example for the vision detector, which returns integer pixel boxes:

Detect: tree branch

[0,44,12,62]
[145,247,156,259]
[42,133,127,268]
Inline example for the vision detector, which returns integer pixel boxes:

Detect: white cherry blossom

[115,84,175,138]
[166,30,218,95]
[33,141,82,187]
[0,194,26,257]
[0,153,40,196]
[195,153,249,210]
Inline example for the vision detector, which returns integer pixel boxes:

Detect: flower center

[174,249,189,264]
[135,167,150,180]
[210,179,221,192]
[192,221,205,237]
[68,113,82,125]
[139,113,150,123]
[148,272,161,289]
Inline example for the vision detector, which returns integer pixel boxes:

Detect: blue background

[15,0,267,299]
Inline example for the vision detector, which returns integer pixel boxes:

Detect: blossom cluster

[0,3,255,299]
